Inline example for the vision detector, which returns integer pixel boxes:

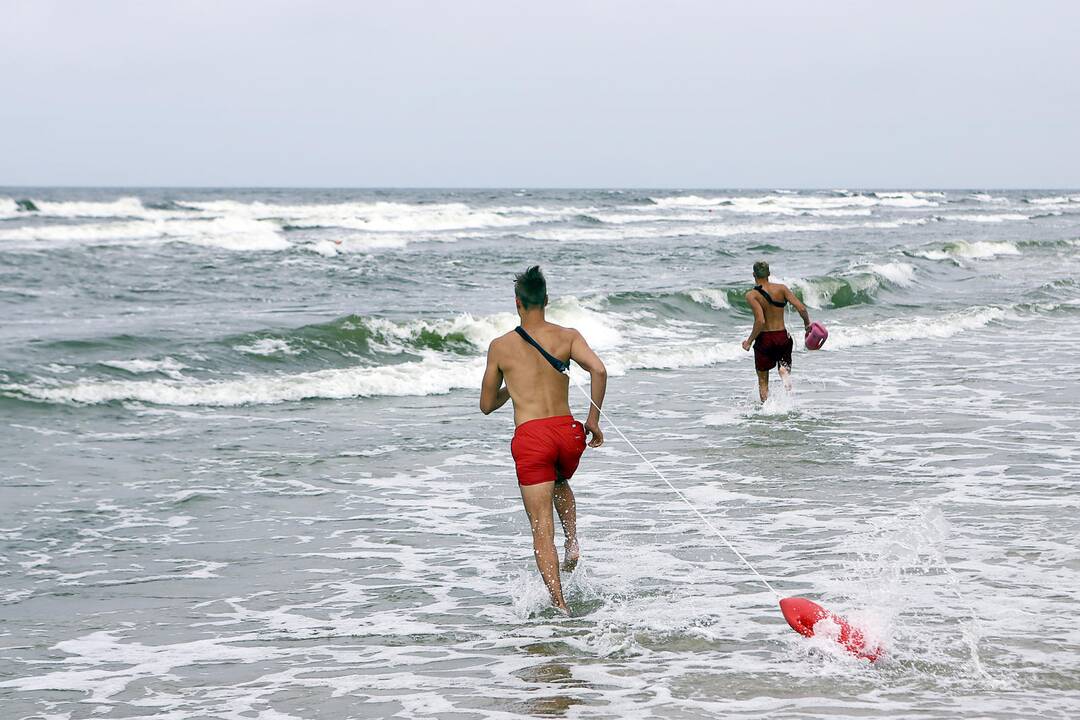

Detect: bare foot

[554,603,571,617]
[562,538,580,572]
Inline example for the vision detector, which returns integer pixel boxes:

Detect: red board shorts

[754,330,793,372]
[511,415,587,486]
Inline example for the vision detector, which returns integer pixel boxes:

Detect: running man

[480,265,607,615]
[741,260,811,402]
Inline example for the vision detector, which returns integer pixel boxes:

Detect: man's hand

[584,418,604,448]
[741,339,752,351]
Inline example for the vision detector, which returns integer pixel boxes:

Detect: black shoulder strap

[754,284,787,308]
[514,326,569,374]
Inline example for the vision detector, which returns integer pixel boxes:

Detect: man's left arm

[784,286,811,334]
[479,342,510,415]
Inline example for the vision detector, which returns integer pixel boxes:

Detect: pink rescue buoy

[779,597,882,662]
[804,322,829,350]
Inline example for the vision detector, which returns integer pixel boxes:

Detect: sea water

[1,188,1078,718]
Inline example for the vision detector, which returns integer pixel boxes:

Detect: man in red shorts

[741,260,812,402]
[480,266,607,615]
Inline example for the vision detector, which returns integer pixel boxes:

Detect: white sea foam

[0,217,289,251]
[911,240,1021,262]
[688,288,731,309]
[649,192,940,213]
[307,239,341,256]
[369,296,626,354]
[940,213,1028,223]
[521,221,840,242]
[183,199,529,233]
[2,298,1018,406]
[233,339,301,356]
[871,191,944,207]
[1026,195,1080,205]
[7,356,487,406]
[967,193,1010,204]
[609,341,744,373]
[866,261,917,287]
[0,196,159,220]
[828,306,1007,350]
[100,357,187,380]
[0,630,280,703]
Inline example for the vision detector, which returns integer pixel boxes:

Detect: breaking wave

[827,306,1006,350]
[0,217,289,251]
[907,240,1021,262]
[4,298,1018,407]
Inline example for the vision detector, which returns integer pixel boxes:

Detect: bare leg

[778,364,792,392]
[520,481,569,614]
[553,479,579,572]
[756,369,769,403]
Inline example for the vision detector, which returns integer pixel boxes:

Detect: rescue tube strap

[568,376,781,597]
[514,326,569,373]
[754,285,787,308]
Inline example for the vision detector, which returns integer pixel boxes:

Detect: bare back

[490,322,575,425]
[747,280,800,331]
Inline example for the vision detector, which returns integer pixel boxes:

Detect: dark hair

[514,265,547,309]
[753,260,770,279]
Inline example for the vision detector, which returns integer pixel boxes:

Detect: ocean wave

[687,288,732,310]
[224,297,625,364]
[610,341,744,372]
[5,299,1017,406]
[9,341,740,406]
[0,197,573,239]
[5,356,486,407]
[907,240,1021,262]
[1024,195,1080,205]
[777,262,917,309]
[182,199,532,233]
[869,191,944,206]
[648,192,940,214]
[0,196,164,220]
[786,276,877,310]
[99,358,187,380]
[865,262,917,287]
[232,339,301,357]
[522,220,849,243]
[572,213,604,225]
[0,217,289,251]
[623,265,917,315]
[828,306,1006,350]
[966,192,1010,204]
[938,213,1029,223]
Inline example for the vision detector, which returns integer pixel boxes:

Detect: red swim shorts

[510,415,587,486]
[754,330,793,371]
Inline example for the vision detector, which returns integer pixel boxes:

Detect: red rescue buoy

[779,597,883,662]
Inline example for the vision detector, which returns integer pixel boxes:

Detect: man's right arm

[479,341,510,415]
[742,293,765,351]
[569,330,606,447]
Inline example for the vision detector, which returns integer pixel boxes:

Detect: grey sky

[2,0,1077,188]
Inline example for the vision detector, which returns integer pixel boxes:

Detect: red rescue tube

[779,597,883,662]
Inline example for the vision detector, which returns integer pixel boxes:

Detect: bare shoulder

[487,330,516,356]
[557,324,584,344]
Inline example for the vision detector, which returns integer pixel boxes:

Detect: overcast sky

[2,1,1077,188]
